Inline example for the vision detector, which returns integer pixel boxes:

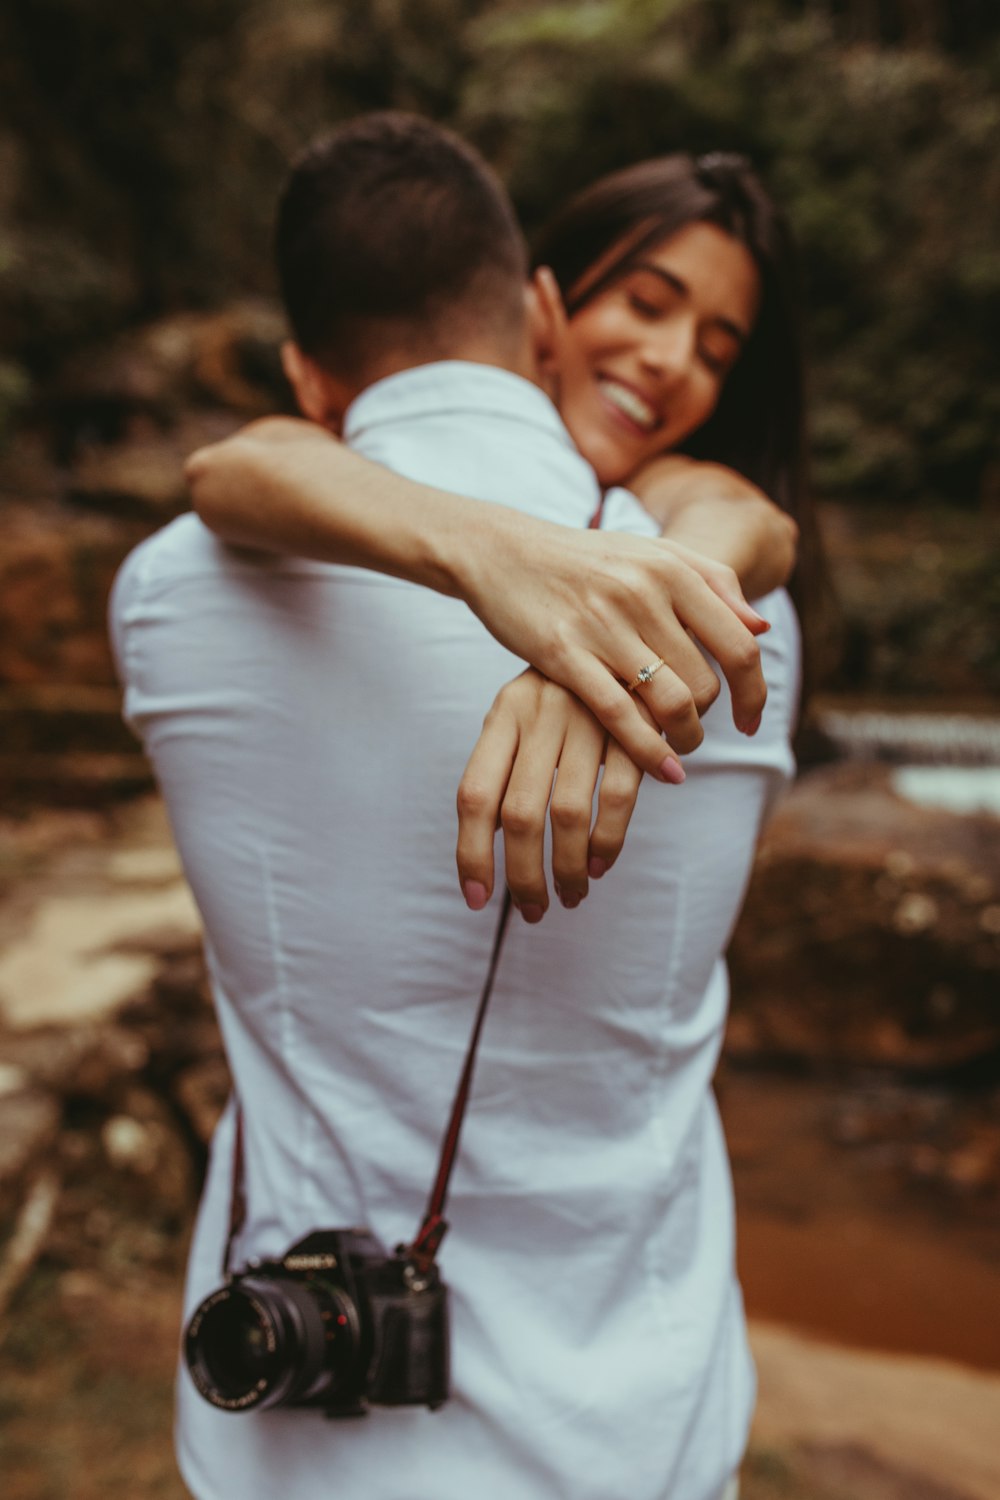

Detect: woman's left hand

[456,670,674,919]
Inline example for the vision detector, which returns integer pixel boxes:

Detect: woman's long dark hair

[532,152,829,683]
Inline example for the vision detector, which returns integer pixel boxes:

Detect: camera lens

[184,1274,362,1412]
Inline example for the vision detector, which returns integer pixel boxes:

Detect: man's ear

[526,267,568,399]
[280,341,351,433]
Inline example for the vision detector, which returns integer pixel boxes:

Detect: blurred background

[0,3,998,1497]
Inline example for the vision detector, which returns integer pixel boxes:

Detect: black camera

[183,1230,449,1417]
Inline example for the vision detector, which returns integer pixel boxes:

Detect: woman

[452,149,813,915]
[186,150,811,812]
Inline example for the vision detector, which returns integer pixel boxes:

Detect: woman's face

[549,221,761,486]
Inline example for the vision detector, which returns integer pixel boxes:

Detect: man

[111,113,798,1500]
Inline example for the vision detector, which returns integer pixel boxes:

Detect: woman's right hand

[456,516,768,775]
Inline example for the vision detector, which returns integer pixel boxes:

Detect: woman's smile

[596,376,662,435]
[551,221,761,486]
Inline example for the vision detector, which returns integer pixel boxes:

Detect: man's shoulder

[108,514,266,669]
[111,513,334,616]
[112,514,222,606]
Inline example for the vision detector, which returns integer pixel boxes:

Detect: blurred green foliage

[1,0,998,502]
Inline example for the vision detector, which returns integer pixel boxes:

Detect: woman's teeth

[598,379,659,432]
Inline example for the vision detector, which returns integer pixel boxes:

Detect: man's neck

[355,338,540,396]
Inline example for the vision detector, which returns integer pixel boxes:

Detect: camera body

[184,1229,449,1418]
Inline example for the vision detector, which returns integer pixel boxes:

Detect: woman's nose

[640,318,695,385]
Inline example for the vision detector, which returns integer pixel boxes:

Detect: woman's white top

[110,363,800,1500]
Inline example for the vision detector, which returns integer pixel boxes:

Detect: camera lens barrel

[184,1274,362,1412]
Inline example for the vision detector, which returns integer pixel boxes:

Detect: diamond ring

[626,658,665,693]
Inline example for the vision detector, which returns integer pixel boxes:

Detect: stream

[817,705,1000,814]
[721,1069,1000,1372]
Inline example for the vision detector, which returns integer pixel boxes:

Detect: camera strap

[223,890,514,1279]
[406,889,513,1270]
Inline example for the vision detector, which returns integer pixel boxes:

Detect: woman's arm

[630,453,799,600]
[185,418,770,770]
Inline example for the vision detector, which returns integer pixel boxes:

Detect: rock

[0,751,154,810]
[0,682,150,809]
[106,845,184,887]
[102,1113,160,1173]
[69,435,187,518]
[0,684,136,756]
[0,1087,60,1216]
[728,764,1000,1074]
[51,302,287,426]
[97,1085,194,1218]
[0,1062,29,1096]
[0,497,147,690]
[67,408,240,519]
[0,1024,149,1102]
[749,1321,1000,1500]
[0,882,200,1030]
[173,1056,231,1146]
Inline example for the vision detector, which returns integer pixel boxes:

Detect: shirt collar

[343,361,578,452]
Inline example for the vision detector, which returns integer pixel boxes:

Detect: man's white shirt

[110,362,799,1500]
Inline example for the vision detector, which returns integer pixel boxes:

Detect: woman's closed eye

[697,343,727,375]
[628,292,664,318]
[697,330,741,377]
[623,269,678,320]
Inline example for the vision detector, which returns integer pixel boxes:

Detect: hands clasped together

[455,535,770,921]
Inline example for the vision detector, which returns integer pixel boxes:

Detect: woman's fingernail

[588,857,607,879]
[741,712,762,736]
[559,890,582,910]
[463,880,488,911]
[520,903,544,924]
[658,757,686,784]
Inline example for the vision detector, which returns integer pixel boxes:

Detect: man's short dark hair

[275,112,529,382]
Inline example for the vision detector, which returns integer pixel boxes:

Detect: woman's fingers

[650,565,767,735]
[557,654,685,778]
[456,672,574,921]
[497,703,569,920]
[658,539,771,636]
[455,699,520,911]
[457,667,697,921]
[566,621,717,762]
[542,574,762,750]
[588,740,645,878]
[547,713,607,908]
[625,618,722,754]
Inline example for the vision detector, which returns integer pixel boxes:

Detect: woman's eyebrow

[629,261,750,345]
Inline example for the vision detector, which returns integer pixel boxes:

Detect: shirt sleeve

[599,485,663,538]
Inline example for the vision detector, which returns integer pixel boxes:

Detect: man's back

[111,362,797,1500]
